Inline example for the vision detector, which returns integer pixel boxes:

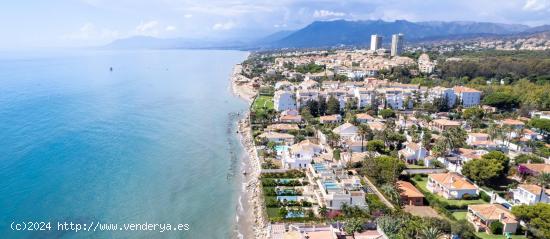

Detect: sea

[0,49,250,238]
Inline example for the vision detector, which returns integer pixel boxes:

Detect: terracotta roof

[333,123,357,134]
[397,181,425,198]
[520,163,550,174]
[502,119,525,126]
[319,114,341,122]
[367,122,385,131]
[468,204,517,224]
[429,172,478,190]
[356,113,375,120]
[453,86,481,93]
[432,119,461,126]
[267,124,299,131]
[518,184,544,195]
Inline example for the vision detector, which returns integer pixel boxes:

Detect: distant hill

[266,20,532,48]
[104,20,550,50]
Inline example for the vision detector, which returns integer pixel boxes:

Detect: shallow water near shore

[0,49,249,238]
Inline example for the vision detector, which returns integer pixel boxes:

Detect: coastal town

[232,34,550,239]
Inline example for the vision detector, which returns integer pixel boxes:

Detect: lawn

[411,176,486,207]
[252,96,274,112]
[475,232,526,239]
[451,211,467,220]
[266,207,281,220]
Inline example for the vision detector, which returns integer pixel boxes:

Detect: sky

[1,0,549,48]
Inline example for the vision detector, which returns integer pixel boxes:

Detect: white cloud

[184,14,193,19]
[135,20,160,36]
[274,24,288,28]
[165,25,176,31]
[313,9,346,18]
[523,0,550,11]
[212,21,236,30]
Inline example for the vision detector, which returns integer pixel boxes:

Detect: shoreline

[230,64,269,239]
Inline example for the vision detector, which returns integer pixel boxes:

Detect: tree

[326,132,340,148]
[363,156,406,185]
[379,109,396,119]
[344,218,364,239]
[536,172,550,189]
[482,151,511,178]
[482,91,519,110]
[278,207,288,219]
[419,226,443,239]
[357,124,373,151]
[318,206,328,218]
[461,158,504,185]
[381,183,401,205]
[366,140,386,154]
[327,96,340,115]
[431,127,467,156]
[528,118,550,133]
[512,203,550,238]
[422,129,432,149]
[489,221,503,235]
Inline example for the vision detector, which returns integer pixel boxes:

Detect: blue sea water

[0,49,249,238]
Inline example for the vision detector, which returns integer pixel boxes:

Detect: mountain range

[105,20,550,50]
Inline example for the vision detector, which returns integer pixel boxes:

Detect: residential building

[307,163,366,210]
[427,172,478,199]
[266,123,299,132]
[453,86,481,107]
[370,34,382,51]
[391,33,404,57]
[257,132,295,144]
[356,113,375,123]
[296,89,319,108]
[428,86,456,108]
[319,114,342,124]
[398,142,428,164]
[274,90,297,112]
[332,123,359,141]
[467,204,518,235]
[397,181,424,206]
[282,140,324,169]
[518,163,550,176]
[511,184,550,205]
[418,53,436,74]
[430,119,461,132]
[467,133,497,150]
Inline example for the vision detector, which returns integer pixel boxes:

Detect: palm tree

[357,124,372,151]
[318,206,329,218]
[381,183,401,205]
[418,226,443,239]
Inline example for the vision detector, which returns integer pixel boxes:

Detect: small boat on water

[109,67,113,71]
[242,170,247,175]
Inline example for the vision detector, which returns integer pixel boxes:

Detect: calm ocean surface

[0,49,249,238]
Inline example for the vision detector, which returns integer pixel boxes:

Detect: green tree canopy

[511,203,550,239]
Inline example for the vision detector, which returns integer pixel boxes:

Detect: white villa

[332,123,358,141]
[427,172,479,199]
[282,140,324,169]
[274,90,297,112]
[398,142,428,164]
[306,163,366,211]
[511,184,550,205]
[454,86,481,108]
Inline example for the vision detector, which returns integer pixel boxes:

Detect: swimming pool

[277,196,298,201]
[275,145,288,155]
[323,182,341,190]
[286,211,305,218]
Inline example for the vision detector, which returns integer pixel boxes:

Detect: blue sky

[1,0,549,48]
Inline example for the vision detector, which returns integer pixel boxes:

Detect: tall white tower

[391,33,404,57]
[370,34,382,51]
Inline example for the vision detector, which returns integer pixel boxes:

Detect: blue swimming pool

[277,196,298,201]
[286,211,305,218]
[275,145,288,154]
[324,182,340,190]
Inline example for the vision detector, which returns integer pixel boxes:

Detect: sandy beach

[230,64,269,239]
